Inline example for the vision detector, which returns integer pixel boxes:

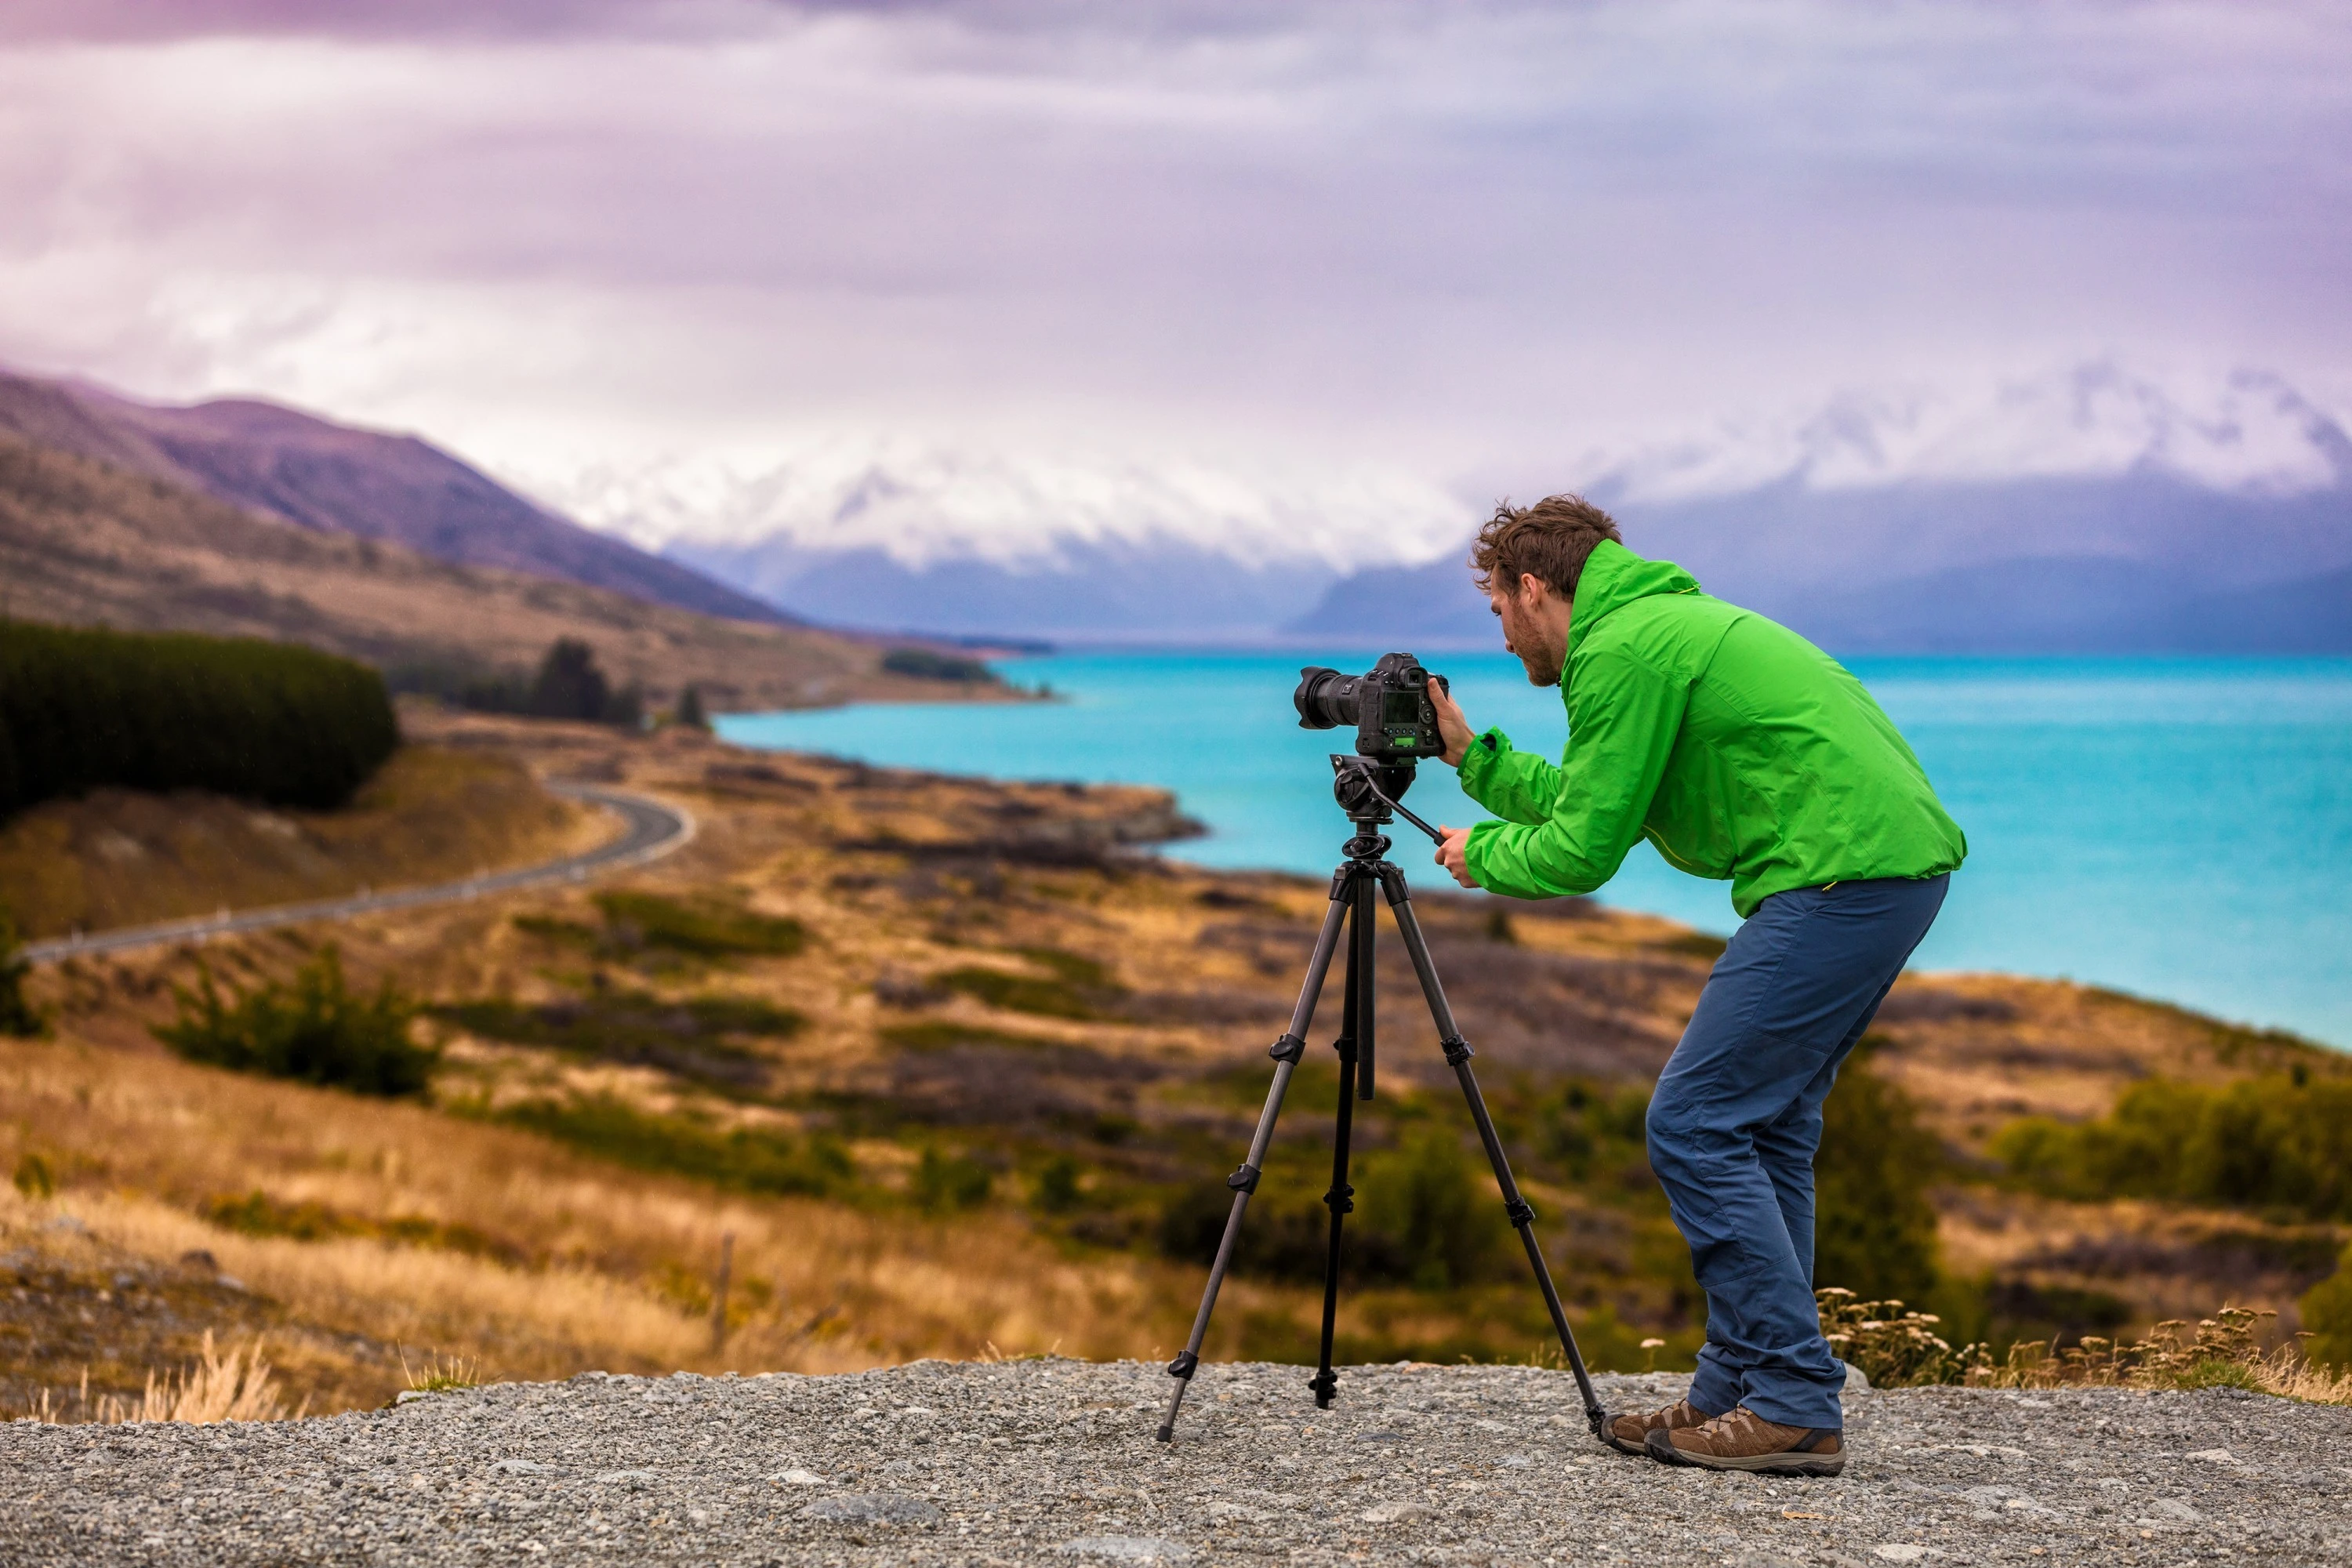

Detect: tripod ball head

[1331,755,1416,821]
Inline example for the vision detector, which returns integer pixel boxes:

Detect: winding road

[19,782,696,964]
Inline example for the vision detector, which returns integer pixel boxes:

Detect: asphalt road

[18,782,695,964]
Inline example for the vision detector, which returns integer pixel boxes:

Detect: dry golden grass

[15,1333,295,1425]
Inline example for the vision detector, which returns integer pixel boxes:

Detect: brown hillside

[5,712,2341,1421]
[0,369,791,626]
[0,433,1017,710]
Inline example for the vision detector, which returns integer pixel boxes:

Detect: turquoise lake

[720,652,2352,1049]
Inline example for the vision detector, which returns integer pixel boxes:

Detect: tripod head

[1331,755,1443,845]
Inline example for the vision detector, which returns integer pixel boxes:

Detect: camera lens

[1294,666,1360,730]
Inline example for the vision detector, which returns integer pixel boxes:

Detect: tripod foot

[1308,1368,1337,1408]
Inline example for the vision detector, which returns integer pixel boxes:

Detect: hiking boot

[1601,1396,1713,1457]
[1645,1406,1845,1475]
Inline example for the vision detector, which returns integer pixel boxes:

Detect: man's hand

[1434,825,1476,888]
[1432,681,1475,767]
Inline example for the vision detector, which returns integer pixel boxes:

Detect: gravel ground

[5,1360,2349,1565]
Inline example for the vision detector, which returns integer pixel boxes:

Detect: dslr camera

[1294,651,1450,764]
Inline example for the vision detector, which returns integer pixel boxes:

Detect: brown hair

[1469,493,1623,601]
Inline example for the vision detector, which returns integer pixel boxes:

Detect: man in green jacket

[1430,495,1965,1476]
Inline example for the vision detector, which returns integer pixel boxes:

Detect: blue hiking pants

[1646,873,1949,1430]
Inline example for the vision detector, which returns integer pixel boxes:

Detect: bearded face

[1490,580,1568,687]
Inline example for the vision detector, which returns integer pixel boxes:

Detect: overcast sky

[1,0,2345,550]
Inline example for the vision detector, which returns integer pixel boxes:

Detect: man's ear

[1518,572,1548,608]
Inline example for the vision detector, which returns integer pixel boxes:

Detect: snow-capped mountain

[517,363,2352,650]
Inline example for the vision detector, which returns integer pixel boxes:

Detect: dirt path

[16,782,693,964]
[5,1361,2347,1565]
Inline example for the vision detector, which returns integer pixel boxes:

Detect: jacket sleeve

[1463,650,1689,900]
[1451,728,1560,826]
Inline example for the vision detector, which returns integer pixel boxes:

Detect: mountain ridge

[0,369,797,628]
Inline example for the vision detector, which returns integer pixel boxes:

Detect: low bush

[1994,1073,2352,1222]
[1813,1040,1944,1303]
[592,891,808,959]
[436,990,800,1091]
[0,621,397,820]
[881,648,992,683]
[154,946,435,1097]
[0,909,42,1038]
[2302,1241,2352,1369]
[935,947,1122,1021]
[913,1147,996,1212]
[200,1190,525,1265]
[489,1094,851,1198]
[1157,1126,1508,1290]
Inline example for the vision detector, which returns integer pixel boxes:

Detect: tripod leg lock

[1166,1349,1199,1379]
[1268,1033,1306,1063]
[1226,1163,1261,1193]
[1323,1181,1354,1214]
[1504,1197,1536,1229]
[1308,1368,1338,1406]
[1441,1033,1473,1065]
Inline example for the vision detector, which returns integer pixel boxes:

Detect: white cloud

[0,0,2345,557]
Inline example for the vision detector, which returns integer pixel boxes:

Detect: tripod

[1155,756,1607,1443]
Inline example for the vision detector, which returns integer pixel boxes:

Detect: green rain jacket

[1458,541,1965,916]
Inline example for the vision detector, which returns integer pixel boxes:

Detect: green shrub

[592,891,808,958]
[0,908,42,1038]
[199,1190,524,1265]
[1535,1079,1650,1184]
[436,990,799,1091]
[0,621,397,820]
[934,948,1121,1020]
[12,1152,54,1200]
[528,637,641,726]
[490,1094,850,1197]
[154,946,435,1097]
[1031,1155,1084,1214]
[880,648,992,683]
[1994,1073,2352,1221]
[1157,1127,1506,1290]
[1813,1042,1943,1303]
[2302,1241,2352,1369]
[913,1148,996,1212]
[1350,1127,1508,1289]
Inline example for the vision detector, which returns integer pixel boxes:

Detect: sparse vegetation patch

[1995,1073,2352,1221]
[199,1190,528,1266]
[591,891,808,958]
[487,1094,850,1198]
[436,990,800,1091]
[155,946,437,1098]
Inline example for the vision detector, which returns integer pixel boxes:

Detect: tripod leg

[1378,866,1609,1438]
[1311,882,1369,1407]
[1155,889,1349,1443]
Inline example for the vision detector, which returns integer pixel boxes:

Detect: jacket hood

[1567,540,1702,656]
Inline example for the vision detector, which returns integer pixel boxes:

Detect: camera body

[1294,651,1449,764]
